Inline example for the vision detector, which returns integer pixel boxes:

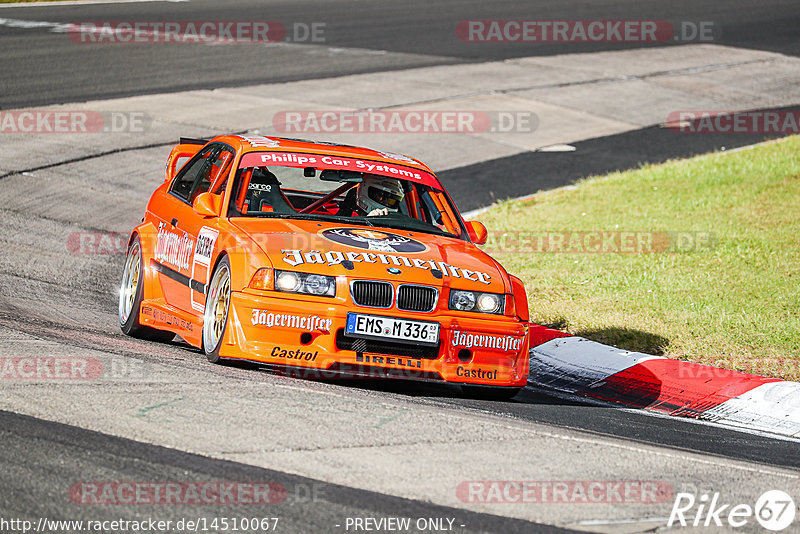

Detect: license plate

[345,313,439,346]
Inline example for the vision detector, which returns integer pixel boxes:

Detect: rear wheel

[461,385,522,401]
[119,235,175,342]
[203,256,231,363]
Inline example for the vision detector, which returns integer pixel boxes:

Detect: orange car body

[123,135,530,389]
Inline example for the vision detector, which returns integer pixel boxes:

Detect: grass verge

[478,136,800,380]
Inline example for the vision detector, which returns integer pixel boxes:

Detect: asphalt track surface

[0,411,569,534]
[0,0,799,108]
[1,1,800,532]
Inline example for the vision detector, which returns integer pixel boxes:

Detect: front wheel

[203,256,231,363]
[119,235,175,342]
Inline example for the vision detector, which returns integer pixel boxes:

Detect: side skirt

[138,299,203,347]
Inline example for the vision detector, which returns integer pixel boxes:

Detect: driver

[338,175,404,217]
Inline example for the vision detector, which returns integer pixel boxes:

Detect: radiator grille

[350,280,393,308]
[397,285,437,312]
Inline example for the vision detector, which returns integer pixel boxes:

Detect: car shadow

[571,326,669,356]
[171,326,667,409]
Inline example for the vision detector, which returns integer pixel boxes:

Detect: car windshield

[227,158,465,238]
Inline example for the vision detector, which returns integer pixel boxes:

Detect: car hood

[230,218,508,292]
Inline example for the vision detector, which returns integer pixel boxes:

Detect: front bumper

[220,290,529,387]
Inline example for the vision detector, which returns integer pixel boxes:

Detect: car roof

[212,135,435,175]
[210,134,438,177]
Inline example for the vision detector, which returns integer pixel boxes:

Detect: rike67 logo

[669,490,796,531]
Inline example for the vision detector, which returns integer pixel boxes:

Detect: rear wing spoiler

[165,139,208,181]
[179,137,209,146]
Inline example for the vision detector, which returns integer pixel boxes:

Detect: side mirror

[193,192,221,218]
[465,220,488,245]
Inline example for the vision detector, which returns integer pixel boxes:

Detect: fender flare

[508,274,529,323]
[127,221,161,300]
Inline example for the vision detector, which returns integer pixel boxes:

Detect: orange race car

[119,135,530,398]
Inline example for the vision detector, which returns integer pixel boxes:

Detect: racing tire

[461,385,522,401]
[203,256,231,364]
[119,235,175,342]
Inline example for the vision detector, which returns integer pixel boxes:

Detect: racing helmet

[356,175,405,213]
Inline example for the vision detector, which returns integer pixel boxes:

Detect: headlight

[476,293,501,313]
[449,290,476,311]
[276,271,301,292]
[449,289,504,314]
[275,270,335,297]
[304,274,334,296]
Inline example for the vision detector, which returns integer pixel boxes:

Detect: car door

[155,143,233,314]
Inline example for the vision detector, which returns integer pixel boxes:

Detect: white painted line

[0,17,71,31]
[0,15,394,60]
[0,0,187,8]
[536,144,576,152]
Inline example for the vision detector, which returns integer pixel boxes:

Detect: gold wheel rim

[204,265,230,351]
[119,242,140,324]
